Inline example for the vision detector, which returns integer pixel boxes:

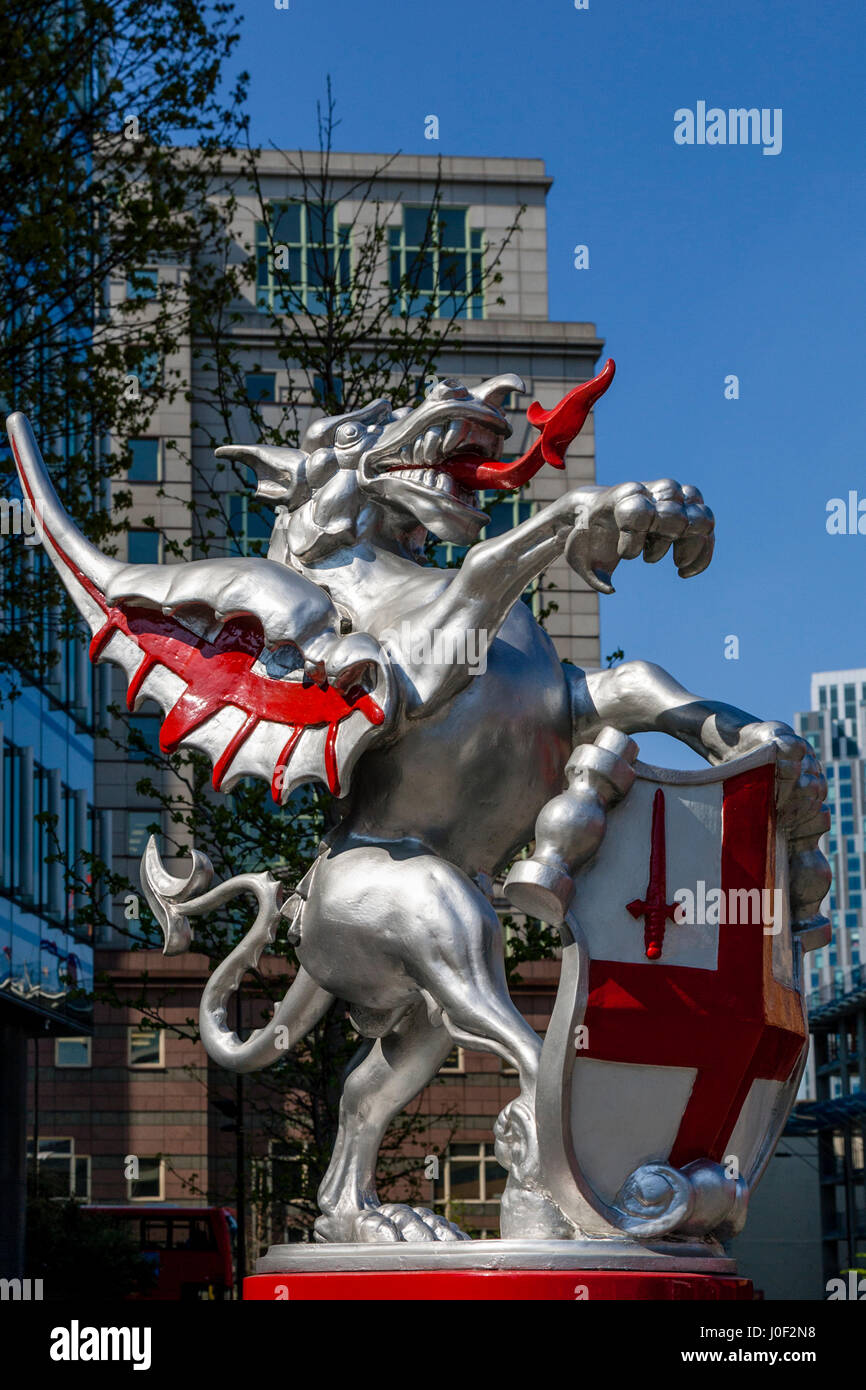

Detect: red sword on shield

[627,788,679,960]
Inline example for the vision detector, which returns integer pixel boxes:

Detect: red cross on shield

[536,743,811,1231]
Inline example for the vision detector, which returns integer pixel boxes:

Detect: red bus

[81,1205,236,1300]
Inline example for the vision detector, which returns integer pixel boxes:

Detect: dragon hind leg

[314,1001,464,1243]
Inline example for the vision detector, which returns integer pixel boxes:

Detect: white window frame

[28,1136,91,1199]
[128,1023,165,1068]
[54,1036,92,1068]
[127,1156,165,1202]
[439,1046,465,1075]
[440,1142,507,1208]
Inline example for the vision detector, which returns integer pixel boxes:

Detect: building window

[127,438,162,483]
[390,207,484,320]
[245,372,276,404]
[437,1143,508,1210]
[128,1157,165,1201]
[129,1023,164,1068]
[253,1139,314,1241]
[54,1036,91,1068]
[127,530,161,564]
[228,494,276,557]
[126,268,159,300]
[312,374,343,409]
[1,743,96,926]
[439,1047,465,1075]
[127,810,161,858]
[134,350,161,392]
[127,714,162,761]
[27,1137,90,1199]
[256,203,351,315]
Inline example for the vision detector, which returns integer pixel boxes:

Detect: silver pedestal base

[256,1238,735,1275]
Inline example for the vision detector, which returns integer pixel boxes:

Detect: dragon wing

[6,413,394,802]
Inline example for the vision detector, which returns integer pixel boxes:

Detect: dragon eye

[336,422,361,445]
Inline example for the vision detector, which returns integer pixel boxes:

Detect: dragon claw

[565,477,715,593]
[352,1204,471,1244]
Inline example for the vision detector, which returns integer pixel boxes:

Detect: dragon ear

[214,444,311,507]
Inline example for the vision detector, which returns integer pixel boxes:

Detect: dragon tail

[141,838,334,1073]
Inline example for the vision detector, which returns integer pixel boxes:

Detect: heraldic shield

[535,741,816,1253]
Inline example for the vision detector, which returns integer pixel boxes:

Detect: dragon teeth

[433,472,457,496]
[387,466,461,498]
[421,425,443,464]
[385,420,486,505]
[388,415,498,473]
[443,419,469,454]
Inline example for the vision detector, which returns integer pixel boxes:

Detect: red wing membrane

[91,604,385,799]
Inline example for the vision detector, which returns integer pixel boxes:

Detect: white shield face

[537,743,808,1229]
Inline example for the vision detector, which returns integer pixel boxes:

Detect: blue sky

[233,0,864,766]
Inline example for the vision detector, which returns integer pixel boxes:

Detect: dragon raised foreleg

[393,477,714,717]
[141,839,334,1072]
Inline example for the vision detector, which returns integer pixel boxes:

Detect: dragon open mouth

[359,359,617,543]
[379,358,617,507]
[382,419,506,513]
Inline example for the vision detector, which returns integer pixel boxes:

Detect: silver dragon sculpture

[6,360,830,1246]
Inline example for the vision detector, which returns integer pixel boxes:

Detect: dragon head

[216,359,615,563]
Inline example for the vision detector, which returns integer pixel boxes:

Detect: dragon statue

[6,359,830,1247]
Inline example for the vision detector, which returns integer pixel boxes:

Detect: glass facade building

[0,659,98,1032]
[795,667,866,1007]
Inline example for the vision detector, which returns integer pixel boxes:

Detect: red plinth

[244,1270,753,1301]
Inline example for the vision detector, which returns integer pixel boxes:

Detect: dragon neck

[294,536,441,627]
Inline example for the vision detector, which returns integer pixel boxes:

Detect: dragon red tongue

[448,358,616,491]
